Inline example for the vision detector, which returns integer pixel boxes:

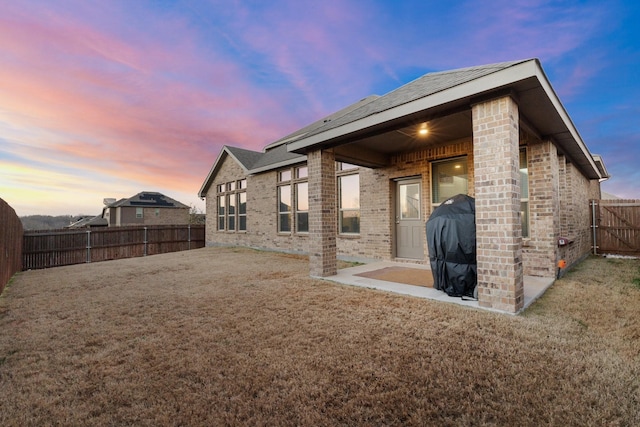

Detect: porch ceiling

[333,110,473,168]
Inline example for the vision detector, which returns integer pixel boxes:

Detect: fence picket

[22,225,205,270]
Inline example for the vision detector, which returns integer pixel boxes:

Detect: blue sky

[1,0,638,215]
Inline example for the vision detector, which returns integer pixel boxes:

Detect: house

[102,192,190,226]
[198,59,609,313]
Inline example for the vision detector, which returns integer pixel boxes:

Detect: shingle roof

[111,192,189,209]
[225,146,263,170]
[290,60,528,142]
[265,95,380,150]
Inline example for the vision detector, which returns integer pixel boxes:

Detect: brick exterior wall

[522,138,560,277]
[472,96,524,313]
[556,157,599,269]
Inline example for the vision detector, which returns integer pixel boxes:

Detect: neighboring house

[198,59,609,313]
[67,192,190,228]
[102,192,190,226]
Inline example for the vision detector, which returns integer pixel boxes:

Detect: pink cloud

[0,1,306,210]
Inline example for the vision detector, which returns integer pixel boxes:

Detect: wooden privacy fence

[590,199,640,256]
[1,198,23,293]
[22,225,205,270]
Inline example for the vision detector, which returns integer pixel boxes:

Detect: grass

[0,248,639,426]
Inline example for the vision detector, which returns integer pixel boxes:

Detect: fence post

[188,224,191,250]
[143,227,148,256]
[86,230,91,263]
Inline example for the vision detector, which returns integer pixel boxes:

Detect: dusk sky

[1,0,639,216]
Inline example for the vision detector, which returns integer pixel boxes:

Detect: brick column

[472,95,524,313]
[308,149,337,277]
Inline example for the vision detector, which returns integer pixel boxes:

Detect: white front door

[396,179,424,259]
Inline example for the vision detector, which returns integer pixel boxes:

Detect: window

[136,207,143,218]
[520,148,529,238]
[277,166,308,234]
[432,157,468,206]
[155,208,160,217]
[216,179,247,232]
[338,173,360,234]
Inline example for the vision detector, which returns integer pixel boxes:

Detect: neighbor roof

[110,192,189,209]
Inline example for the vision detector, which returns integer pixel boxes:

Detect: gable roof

[285,58,604,180]
[199,58,606,200]
[110,192,189,209]
[198,145,263,197]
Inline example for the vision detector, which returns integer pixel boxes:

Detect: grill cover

[426,194,477,297]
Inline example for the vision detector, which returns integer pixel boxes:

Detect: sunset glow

[1,1,639,215]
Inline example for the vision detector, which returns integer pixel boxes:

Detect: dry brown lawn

[1,247,639,426]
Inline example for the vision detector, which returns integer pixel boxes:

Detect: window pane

[521,201,529,238]
[339,174,360,209]
[238,192,247,214]
[228,194,236,216]
[279,170,292,182]
[400,183,420,219]
[296,166,308,179]
[227,181,236,191]
[340,211,360,234]
[228,194,236,231]
[279,213,291,232]
[218,216,225,230]
[279,185,291,212]
[238,179,247,189]
[297,212,309,233]
[296,182,308,211]
[339,162,358,171]
[432,158,468,203]
[239,215,247,231]
[520,149,529,199]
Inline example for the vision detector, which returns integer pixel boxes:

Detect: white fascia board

[287,60,540,153]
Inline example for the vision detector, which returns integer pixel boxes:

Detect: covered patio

[286,59,604,314]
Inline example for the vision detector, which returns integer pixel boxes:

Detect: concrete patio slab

[327,260,555,314]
